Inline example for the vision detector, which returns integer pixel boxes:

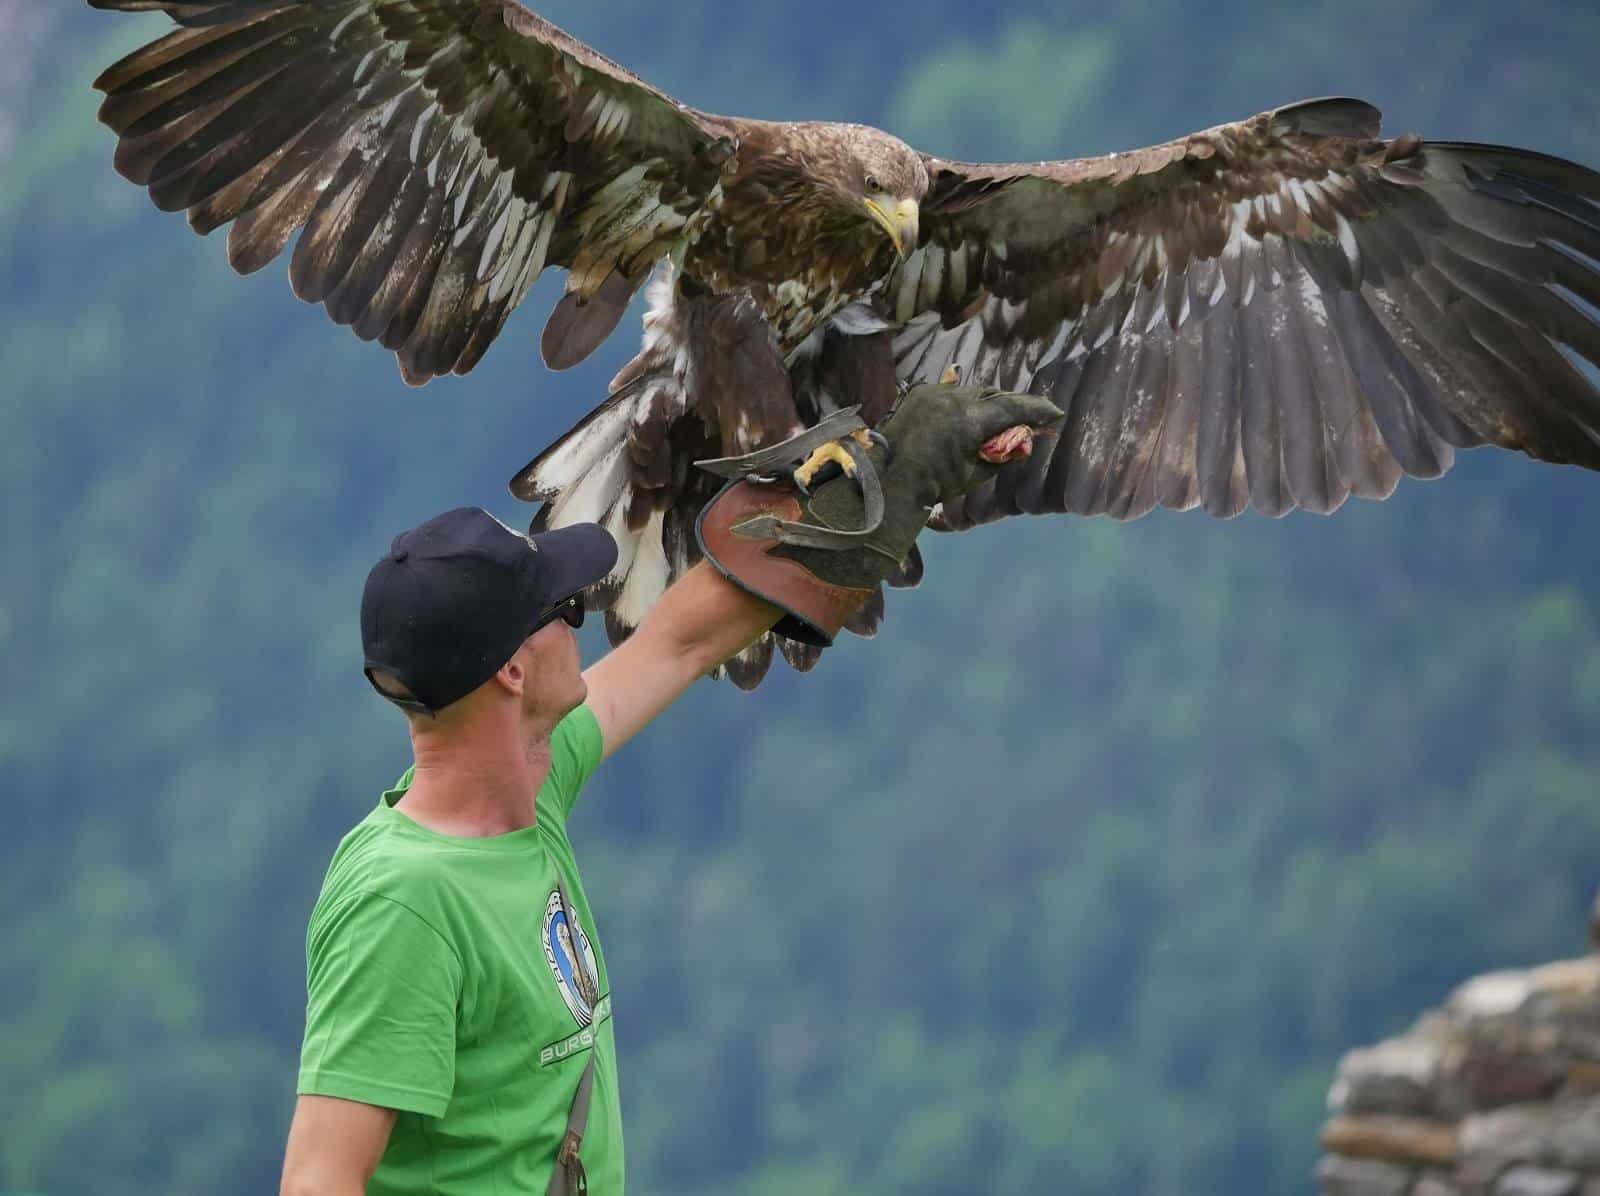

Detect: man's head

[360,508,617,727]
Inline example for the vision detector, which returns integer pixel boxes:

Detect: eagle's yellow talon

[793,440,859,488]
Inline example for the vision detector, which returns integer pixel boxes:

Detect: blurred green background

[4,1,1600,1192]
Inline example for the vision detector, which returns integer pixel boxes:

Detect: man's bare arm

[583,561,779,760]
[279,1095,397,1196]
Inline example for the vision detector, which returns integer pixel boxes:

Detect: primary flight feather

[90,0,1600,686]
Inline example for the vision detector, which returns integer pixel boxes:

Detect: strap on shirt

[548,880,598,1196]
[547,1054,595,1196]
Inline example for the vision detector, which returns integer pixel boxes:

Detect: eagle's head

[839,126,927,260]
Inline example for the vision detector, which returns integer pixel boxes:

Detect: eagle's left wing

[886,98,1600,526]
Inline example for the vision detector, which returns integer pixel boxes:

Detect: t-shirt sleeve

[545,704,605,820]
[298,890,462,1117]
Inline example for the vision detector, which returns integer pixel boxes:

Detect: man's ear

[492,656,526,698]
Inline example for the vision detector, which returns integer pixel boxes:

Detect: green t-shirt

[298,705,622,1195]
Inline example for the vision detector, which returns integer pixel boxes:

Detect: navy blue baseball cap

[361,507,618,714]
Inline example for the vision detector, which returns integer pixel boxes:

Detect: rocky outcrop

[1319,956,1600,1195]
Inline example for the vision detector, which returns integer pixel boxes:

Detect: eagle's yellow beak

[864,196,920,259]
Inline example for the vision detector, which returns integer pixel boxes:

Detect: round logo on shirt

[542,888,601,1027]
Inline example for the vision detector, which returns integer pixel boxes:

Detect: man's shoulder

[316,808,455,909]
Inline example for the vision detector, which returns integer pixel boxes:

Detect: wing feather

[1153,315,1205,512]
[1235,276,1278,515]
[1239,279,1292,517]
[1061,340,1125,516]
[1103,327,1171,520]
[1195,300,1249,518]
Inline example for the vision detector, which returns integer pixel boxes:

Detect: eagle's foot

[791,439,858,492]
[789,428,889,495]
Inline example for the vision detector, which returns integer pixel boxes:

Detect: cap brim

[529,522,619,609]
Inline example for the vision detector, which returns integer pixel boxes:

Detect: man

[278,387,1059,1196]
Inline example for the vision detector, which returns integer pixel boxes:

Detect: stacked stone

[1320,957,1600,1196]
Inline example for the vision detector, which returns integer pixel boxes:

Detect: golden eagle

[91,1,1600,686]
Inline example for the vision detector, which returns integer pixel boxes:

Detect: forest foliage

[4,2,1600,1193]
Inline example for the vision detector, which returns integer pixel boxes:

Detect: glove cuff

[695,478,876,647]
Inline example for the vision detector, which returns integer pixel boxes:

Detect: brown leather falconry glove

[695,384,1064,647]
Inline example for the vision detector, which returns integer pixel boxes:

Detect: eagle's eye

[865,174,882,192]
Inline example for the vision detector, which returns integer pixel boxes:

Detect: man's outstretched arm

[582,385,1063,761]
[582,562,779,761]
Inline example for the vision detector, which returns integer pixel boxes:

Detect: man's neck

[394,710,559,837]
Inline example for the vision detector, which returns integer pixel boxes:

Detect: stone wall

[1319,950,1600,1196]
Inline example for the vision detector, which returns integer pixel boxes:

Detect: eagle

[90,0,1600,687]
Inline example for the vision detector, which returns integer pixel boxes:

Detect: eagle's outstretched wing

[91,0,738,383]
[885,98,1600,527]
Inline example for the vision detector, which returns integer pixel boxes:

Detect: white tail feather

[615,508,670,628]
[535,268,689,631]
[547,438,629,528]
[521,395,640,500]
[598,502,641,593]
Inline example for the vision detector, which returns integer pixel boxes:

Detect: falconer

[278,387,1058,1196]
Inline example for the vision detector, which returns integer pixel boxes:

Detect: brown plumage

[90,2,1600,687]
[893,102,1600,525]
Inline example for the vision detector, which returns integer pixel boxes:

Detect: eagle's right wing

[91,0,740,382]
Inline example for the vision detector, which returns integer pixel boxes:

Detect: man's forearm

[583,561,781,759]
[639,560,782,674]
